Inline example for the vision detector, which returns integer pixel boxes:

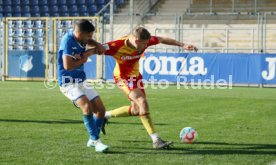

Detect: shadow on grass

[0,119,83,124]
[0,119,167,126]
[107,141,276,155]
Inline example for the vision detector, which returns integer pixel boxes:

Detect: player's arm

[157,36,198,52]
[87,39,106,54]
[63,48,97,71]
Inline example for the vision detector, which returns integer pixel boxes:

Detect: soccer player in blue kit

[57,19,108,152]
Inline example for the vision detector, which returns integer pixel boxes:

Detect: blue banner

[8,50,46,78]
[105,53,276,85]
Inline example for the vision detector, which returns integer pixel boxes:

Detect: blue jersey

[57,32,86,86]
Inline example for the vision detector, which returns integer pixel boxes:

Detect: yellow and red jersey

[104,35,159,79]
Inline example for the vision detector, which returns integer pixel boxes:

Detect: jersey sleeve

[103,41,120,56]
[61,38,74,57]
[147,36,160,47]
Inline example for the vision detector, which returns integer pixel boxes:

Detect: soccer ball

[179,127,198,143]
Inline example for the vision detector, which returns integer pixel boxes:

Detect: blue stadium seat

[0,13,3,17]
[8,21,13,29]
[24,37,33,46]
[0,0,3,5]
[30,0,39,6]
[57,29,63,37]
[24,29,33,36]
[22,13,31,17]
[60,13,70,17]
[88,5,98,13]
[116,0,124,5]
[13,5,21,13]
[40,0,47,6]
[32,13,40,17]
[26,46,34,50]
[24,20,32,28]
[81,12,90,16]
[8,29,14,37]
[8,37,14,45]
[5,5,12,13]
[50,5,59,14]
[86,0,96,5]
[41,12,50,17]
[98,5,106,12]
[4,12,12,17]
[31,5,40,13]
[4,1,12,5]
[64,20,72,27]
[60,5,68,13]
[12,0,20,6]
[21,0,30,5]
[56,21,62,28]
[79,5,88,12]
[8,45,13,50]
[15,20,23,28]
[34,29,43,37]
[77,0,86,5]
[41,5,49,13]
[17,46,24,50]
[97,0,107,5]
[52,13,60,17]
[71,12,79,16]
[70,5,78,13]
[15,38,23,45]
[49,0,57,6]
[58,0,66,5]
[33,20,42,28]
[22,6,30,13]
[35,37,44,45]
[15,29,23,36]
[0,6,2,13]
[13,13,22,17]
[67,0,76,5]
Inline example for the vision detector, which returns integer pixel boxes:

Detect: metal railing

[154,27,270,53]
[188,0,275,14]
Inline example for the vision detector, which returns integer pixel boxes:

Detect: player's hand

[82,55,89,62]
[96,43,106,54]
[75,54,82,60]
[183,44,198,52]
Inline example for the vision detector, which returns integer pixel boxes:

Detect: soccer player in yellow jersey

[103,27,198,149]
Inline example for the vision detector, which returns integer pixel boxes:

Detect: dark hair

[74,19,95,33]
[135,27,151,40]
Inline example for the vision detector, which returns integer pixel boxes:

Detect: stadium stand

[189,0,276,13]
[0,0,125,17]
[2,0,125,51]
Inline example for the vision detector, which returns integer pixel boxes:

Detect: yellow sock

[140,114,156,135]
[110,106,131,117]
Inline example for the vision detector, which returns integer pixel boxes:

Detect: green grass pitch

[0,81,276,165]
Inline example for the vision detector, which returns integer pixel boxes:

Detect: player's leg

[104,78,134,119]
[61,83,108,152]
[105,101,140,118]
[74,95,99,141]
[60,84,100,143]
[129,88,173,149]
[83,86,109,152]
[90,96,106,134]
[128,88,156,136]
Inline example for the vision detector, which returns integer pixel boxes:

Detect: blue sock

[93,115,104,136]
[83,115,99,140]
